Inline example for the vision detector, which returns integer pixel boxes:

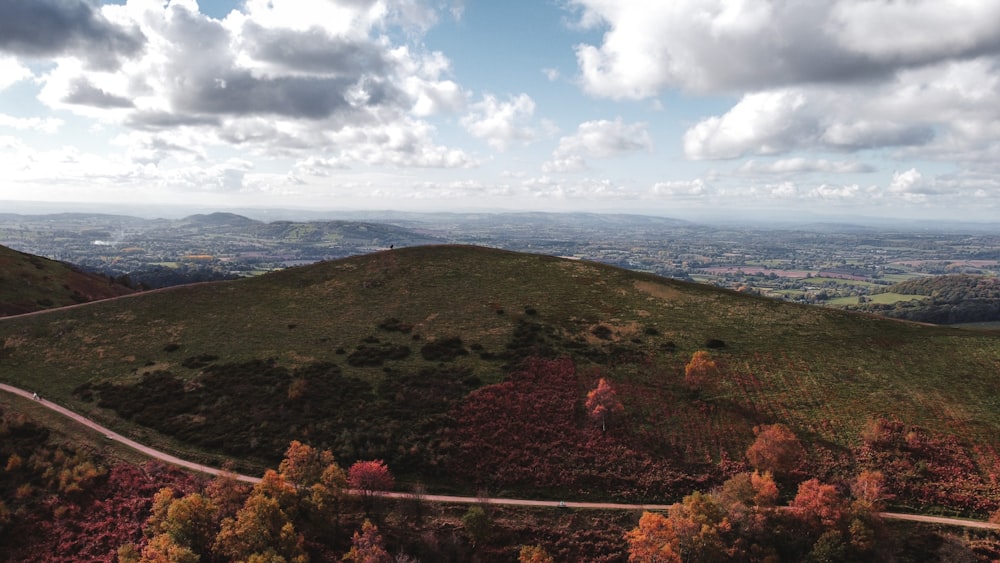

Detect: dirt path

[1,383,998,529]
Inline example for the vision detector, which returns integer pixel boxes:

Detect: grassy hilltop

[0,244,134,316]
[2,244,1000,509]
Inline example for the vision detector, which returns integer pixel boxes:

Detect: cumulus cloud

[0,56,32,90]
[0,113,63,134]
[651,179,709,197]
[569,0,1000,97]
[21,0,474,169]
[683,57,1000,161]
[0,0,145,70]
[461,93,538,150]
[543,118,652,172]
[738,158,874,175]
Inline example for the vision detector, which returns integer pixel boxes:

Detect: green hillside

[0,244,135,316]
[1,245,999,507]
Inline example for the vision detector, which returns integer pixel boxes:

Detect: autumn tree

[585,377,624,432]
[213,477,307,562]
[145,488,219,557]
[684,350,718,390]
[139,532,199,563]
[791,478,848,529]
[348,459,394,514]
[519,544,556,563]
[342,519,392,563]
[308,461,349,531]
[745,423,804,475]
[624,511,682,563]
[851,469,890,512]
[279,440,336,490]
[718,470,779,510]
[204,465,252,521]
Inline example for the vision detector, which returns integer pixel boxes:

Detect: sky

[2,0,1000,221]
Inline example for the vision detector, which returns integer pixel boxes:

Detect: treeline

[851,275,1000,324]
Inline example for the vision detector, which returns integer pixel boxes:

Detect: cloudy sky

[2,0,1000,221]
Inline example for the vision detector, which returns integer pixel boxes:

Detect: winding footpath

[2,383,999,529]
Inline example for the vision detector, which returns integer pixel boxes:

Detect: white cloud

[683,90,812,159]
[569,0,1000,97]
[651,179,709,197]
[738,158,874,175]
[684,56,1000,160]
[543,118,652,172]
[461,93,538,151]
[0,56,32,90]
[24,0,475,169]
[0,113,63,133]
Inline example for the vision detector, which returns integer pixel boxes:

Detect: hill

[848,274,1000,324]
[0,244,135,316]
[1,245,1000,513]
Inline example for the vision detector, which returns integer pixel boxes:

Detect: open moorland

[2,244,1000,560]
[0,244,135,316]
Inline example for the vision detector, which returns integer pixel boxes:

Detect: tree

[342,519,392,563]
[850,470,889,512]
[145,489,219,557]
[585,377,624,432]
[750,470,779,507]
[308,461,349,531]
[348,460,394,496]
[279,440,337,490]
[462,505,491,547]
[719,470,778,509]
[213,491,307,563]
[519,544,555,563]
[624,511,682,563]
[684,350,718,390]
[204,465,252,521]
[791,479,847,529]
[348,459,394,514]
[140,533,200,563]
[745,423,804,475]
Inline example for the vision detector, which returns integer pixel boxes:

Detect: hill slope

[1,245,999,508]
[0,244,135,316]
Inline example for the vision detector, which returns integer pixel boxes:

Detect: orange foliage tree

[851,469,890,512]
[519,544,556,563]
[683,350,718,390]
[342,519,392,563]
[585,377,624,432]
[278,440,336,489]
[791,478,848,529]
[624,511,682,563]
[745,423,805,475]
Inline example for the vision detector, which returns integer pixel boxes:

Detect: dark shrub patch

[348,343,411,366]
[181,354,219,369]
[163,343,180,353]
[378,317,413,333]
[705,339,727,349]
[591,325,613,340]
[420,337,468,362]
[643,326,660,336]
[523,306,538,316]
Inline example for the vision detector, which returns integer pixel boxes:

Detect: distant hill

[851,274,1000,324]
[1,245,999,513]
[0,244,135,316]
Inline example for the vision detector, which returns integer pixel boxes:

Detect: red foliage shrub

[3,461,200,562]
[449,357,714,501]
[854,417,1000,514]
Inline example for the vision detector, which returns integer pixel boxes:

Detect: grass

[2,245,1000,498]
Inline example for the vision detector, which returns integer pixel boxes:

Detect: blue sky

[1,0,1000,221]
